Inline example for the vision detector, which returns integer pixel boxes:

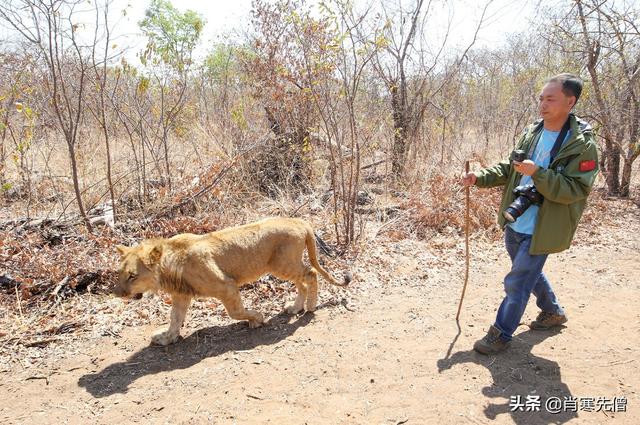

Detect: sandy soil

[0,199,638,424]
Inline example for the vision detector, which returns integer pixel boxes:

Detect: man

[461,73,599,354]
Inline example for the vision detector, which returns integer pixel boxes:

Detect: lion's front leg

[151,294,192,346]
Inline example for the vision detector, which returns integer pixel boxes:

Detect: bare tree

[0,0,95,230]
[373,0,491,178]
[138,0,205,193]
[86,0,118,221]
[297,0,382,245]
[242,0,325,195]
[575,0,639,197]
[545,0,639,196]
[109,64,145,206]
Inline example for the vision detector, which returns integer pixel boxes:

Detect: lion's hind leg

[269,266,307,314]
[221,287,264,328]
[302,267,318,312]
[273,266,318,314]
[284,279,308,315]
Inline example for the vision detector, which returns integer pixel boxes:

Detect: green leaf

[138,0,205,71]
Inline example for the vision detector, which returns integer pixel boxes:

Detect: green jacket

[475,114,599,255]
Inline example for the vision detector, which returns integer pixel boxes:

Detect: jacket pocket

[534,201,573,253]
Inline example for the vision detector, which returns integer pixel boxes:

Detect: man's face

[538,81,576,122]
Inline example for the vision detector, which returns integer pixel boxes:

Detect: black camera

[502,184,544,223]
[510,149,527,163]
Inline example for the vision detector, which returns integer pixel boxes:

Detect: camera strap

[515,116,571,188]
[548,118,571,166]
[524,116,571,169]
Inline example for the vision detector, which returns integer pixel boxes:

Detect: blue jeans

[494,226,565,341]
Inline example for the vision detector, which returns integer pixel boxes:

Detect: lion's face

[114,242,163,299]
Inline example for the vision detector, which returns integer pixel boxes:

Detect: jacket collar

[526,114,590,158]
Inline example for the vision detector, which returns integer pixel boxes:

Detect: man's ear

[141,243,163,267]
[116,245,129,256]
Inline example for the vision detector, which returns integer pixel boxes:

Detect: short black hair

[546,73,583,103]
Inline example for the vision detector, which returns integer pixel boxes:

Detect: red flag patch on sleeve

[579,160,596,172]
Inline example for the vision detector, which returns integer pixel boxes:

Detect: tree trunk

[67,143,92,232]
[620,158,632,198]
[141,122,147,205]
[125,129,143,206]
[390,85,408,178]
[162,126,172,192]
[604,141,621,196]
[101,121,116,221]
[106,132,116,216]
[0,100,12,186]
[0,126,6,186]
[392,127,407,177]
[620,141,639,198]
[440,114,446,165]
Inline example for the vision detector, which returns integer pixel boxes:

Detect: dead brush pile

[380,174,503,241]
[248,137,312,197]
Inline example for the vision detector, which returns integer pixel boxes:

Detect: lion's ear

[141,243,163,267]
[116,245,129,256]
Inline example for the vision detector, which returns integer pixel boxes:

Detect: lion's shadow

[78,311,314,398]
[437,327,578,425]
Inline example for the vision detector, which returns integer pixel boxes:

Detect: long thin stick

[456,161,471,321]
[15,284,23,318]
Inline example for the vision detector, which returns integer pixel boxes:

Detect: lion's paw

[248,320,263,329]
[151,329,179,346]
[248,312,264,328]
[285,304,304,315]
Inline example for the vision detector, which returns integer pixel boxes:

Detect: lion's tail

[305,227,351,287]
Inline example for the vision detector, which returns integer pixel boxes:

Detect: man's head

[539,73,583,124]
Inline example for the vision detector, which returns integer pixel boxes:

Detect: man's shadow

[78,311,314,398]
[437,327,578,425]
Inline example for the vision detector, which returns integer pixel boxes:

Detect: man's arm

[474,159,512,188]
[470,131,529,188]
[531,139,599,205]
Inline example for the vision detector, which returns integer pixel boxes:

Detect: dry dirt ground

[0,199,638,424]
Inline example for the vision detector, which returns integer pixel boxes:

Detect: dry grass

[368,174,503,242]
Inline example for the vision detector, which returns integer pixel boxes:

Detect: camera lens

[502,209,516,223]
[503,194,532,223]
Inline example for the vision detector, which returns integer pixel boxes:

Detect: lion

[114,217,351,345]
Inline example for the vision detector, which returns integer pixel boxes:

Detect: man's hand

[460,171,477,187]
[513,160,538,176]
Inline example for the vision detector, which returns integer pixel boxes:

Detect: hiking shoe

[530,311,568,330]
[473,325,510,355]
